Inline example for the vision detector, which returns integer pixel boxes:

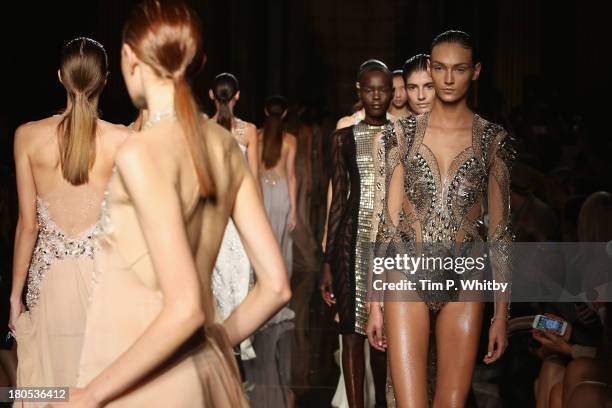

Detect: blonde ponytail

[57,37,108,185]
[58,92,98,185]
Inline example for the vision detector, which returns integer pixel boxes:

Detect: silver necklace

[143,110,176,130]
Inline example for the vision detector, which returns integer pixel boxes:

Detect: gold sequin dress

[325,120,389,335]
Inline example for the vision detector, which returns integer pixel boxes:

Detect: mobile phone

[532,315,568,336]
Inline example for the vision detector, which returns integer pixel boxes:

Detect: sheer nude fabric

[15,184,103,408]
[75,121,249,407]
[374,113,514,308]
[375,113,514,406]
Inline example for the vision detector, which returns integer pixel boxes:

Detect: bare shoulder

[202,118,245,160]
[243,120,257,133]
[336,115,354,130]
[283,132,297,152]
[98,119,131,147]
[203,118,236,144]
[284,132,297,145]
[13,116,60,151]
[114,132,152,167]
[202,119,248,190]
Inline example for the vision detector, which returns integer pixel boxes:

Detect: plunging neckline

[418,112,478,186]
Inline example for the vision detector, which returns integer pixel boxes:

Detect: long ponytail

[174,74,216,197]
[56,37,107,185]
[58,92,98,184]
[262,96,288,169]
[123,0,216,198]
[212,73,239,132]
[216,101,232,131]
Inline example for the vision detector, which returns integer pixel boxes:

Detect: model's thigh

[434,302,484,408]
[385,301,430,408]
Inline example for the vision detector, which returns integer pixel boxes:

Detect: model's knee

[433,389,469,408]
[549,382,563,408]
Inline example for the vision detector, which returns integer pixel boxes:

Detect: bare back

[258,131,297,180]
[20,115,128,237]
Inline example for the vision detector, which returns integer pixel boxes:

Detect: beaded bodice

[26,197,98,309]
[377,113,514,246]
[375,113,515,308]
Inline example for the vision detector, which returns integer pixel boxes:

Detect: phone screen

[535,316,563,332]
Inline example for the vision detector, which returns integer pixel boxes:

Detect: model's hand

[319,263,335,306]
[8,300,24,337]
[366,302,387,352]
[288,210,297,232]
[484,317,507,364]
[46,387,100,408]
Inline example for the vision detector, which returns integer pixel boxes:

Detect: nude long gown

[15,187,102,408]
[75,120,249,407]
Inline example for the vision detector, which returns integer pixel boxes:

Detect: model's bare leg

[549,382,563,408]
[433,302,483,408]
[536,357,565,408]
[385,301,430,407]
[369,346,387,407]
[342,333,365,408]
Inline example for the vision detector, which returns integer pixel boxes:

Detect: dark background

[0,0,606,139]
[0,2,611,405]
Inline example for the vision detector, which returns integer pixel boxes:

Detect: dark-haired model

[8,38,129,395]
[245,96,297,408]
[209,73,258,360]
[389,70,411,119]
[320,60,392,408]
[403,54,436,115]
[367,31,513,407]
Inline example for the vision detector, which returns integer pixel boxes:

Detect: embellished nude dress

[15,186,102,407]
[211,118,255,360]
[375,113,514,404]
[75,122,249,407]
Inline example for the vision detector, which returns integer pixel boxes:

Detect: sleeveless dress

[14,187,103,407]
[241,147,295,408]
[211,118,255,360]
[326,120,389,408]
[75,124,249,407]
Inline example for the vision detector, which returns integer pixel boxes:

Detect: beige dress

[15,187,102,407]
[75,122,249,407]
